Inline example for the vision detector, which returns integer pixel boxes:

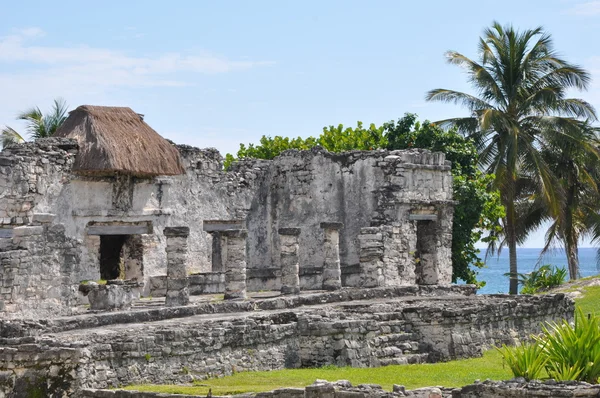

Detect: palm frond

[0,126,25,148]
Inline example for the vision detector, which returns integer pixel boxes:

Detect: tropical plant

[515,264,567,294]
[538,124,600,280]
[498,308,600,383]
[0,98,69,148]
[496,342,548,380]
[426,22,597,293]
[0,127,25,148]
[536,308,600,383]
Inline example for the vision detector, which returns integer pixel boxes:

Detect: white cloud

[0,27,273,139]
[0,29,273,75]
[565,1,600,15]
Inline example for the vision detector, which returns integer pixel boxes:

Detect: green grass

[123,350,510,395]
[574,285,600,315]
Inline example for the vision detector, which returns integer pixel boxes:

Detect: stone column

[222,229,248,300]
[320,222,343,290]
[358,227,384,288]
[279,228,301,295]
[164,226,190,307]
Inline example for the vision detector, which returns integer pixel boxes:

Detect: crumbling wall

[41,293,571,389]
[0,137,455,317]
[242,148,454,289]
[0,139,84,318]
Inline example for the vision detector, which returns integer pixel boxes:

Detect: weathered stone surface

[280,231,300,295]
[86,283,140,311]
[165,231,190,306]
[222,229,247,300]
[163,226,190,237]
[80,378,600,398]
[321,224,342,290]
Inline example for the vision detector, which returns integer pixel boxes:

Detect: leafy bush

[496,343,548,380]
[537,308,600,383]
[499,308,600,383]
[516,265,567,294]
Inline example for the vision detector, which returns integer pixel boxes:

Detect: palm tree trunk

[565,235,580,281]
[506,200,519,294]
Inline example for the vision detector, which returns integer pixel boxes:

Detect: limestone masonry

[0,106,575,397]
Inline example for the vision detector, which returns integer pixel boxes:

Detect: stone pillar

[358,227,384,288]
[279,228,301,295]
[222,229,248,300]
[320,222,343,290]
[164,226,190,307]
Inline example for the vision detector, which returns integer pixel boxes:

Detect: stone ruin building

[0,106,574,396]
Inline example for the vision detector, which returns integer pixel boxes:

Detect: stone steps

[369,332,429,365]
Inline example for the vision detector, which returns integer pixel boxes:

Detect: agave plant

[536,308,600,383]
[496,342,548,380]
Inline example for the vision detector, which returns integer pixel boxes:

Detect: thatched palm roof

[54,105,185,177]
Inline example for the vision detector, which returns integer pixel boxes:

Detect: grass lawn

[124,349,510,395]
[122,283,600,395]
[572,284,600,315]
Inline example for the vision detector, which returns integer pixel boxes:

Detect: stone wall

[80,379,600,398]
[40,293,573,389]
[244,148,454,286]
[0,137,454,318]
[0,340,80,397]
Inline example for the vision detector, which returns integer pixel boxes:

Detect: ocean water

[473,247,600,294]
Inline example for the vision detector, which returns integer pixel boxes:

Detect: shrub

[536,308,600,383]
[499,308,600,383]
[516,265,567,294]
[496,342,548,380]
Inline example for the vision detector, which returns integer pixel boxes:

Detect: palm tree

[539,124,600,280]
[1,98,68,148]
[426,22,597,294]
[0,127,25,148]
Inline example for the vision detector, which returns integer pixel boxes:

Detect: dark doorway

[415,220,437,285]
[99,235,128,280]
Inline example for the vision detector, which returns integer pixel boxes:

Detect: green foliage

[319,122,386,152]
[496,343,548,381]
[426,22,597,294]
[538,308,600,383]
[223,122,385,169]
[1,98,68,149]
[515,265,567,294]
[224,135,319,169]
[498,308,600,383]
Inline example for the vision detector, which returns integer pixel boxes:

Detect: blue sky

[2,0,600,248]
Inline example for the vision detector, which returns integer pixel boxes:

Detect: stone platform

[0,287,573,397]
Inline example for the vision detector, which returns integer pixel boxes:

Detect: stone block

[163,226,190,237]
[278,227,301,236]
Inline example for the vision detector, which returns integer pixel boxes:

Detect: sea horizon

[473,247,599,294]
